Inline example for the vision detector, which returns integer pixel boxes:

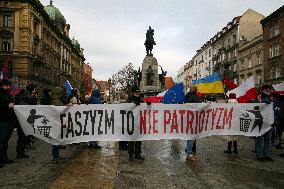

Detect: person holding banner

[128,86,145,161]
[184,86,202,161]
[15,89,29,159]
[224,93,239,154]
[0,79,15,168]
[87,89,102,150]
[255,85,274,161]
[25,84,38,148]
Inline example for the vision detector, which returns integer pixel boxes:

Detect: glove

[146,102,151,105]
[135,102,140,106]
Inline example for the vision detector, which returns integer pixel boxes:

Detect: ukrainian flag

[192,73,224,93]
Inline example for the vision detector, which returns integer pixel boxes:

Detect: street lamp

[108,78,111,103]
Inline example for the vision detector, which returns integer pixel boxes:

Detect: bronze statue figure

[133,67,142,87]
[144,26,156,56]
[159,65,167,89]
[146,65,154,86]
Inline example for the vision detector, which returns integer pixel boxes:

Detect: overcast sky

[40,0,283,80]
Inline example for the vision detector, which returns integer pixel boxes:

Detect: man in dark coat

[25,84,37,147]
[184,86,202,161]
[15,89,29,159]
[128,86,145,161]
[87,89,102,149]
[0,79,15,168]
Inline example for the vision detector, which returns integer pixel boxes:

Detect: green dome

[44,2,66,32]
[71,37,81,51]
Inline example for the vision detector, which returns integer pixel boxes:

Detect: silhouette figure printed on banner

[27,109,46,133]
[248,106,263,132]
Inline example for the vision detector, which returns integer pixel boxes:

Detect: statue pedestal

[140,55,161,96]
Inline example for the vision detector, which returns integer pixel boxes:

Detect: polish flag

[273,82,284,95]
[226,77,257,103]
[144,90,167,103]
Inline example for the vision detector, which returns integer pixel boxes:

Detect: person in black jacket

[0,79,15,168]
[15,89,29,159]
[25,84,37,147]
[128,86,145,161]
[184,86,202,161]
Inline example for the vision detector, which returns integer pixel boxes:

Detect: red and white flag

[273,82,284,95]
[226,77,257,103]
[144,90,167,103]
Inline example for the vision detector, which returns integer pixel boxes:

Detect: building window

[269,44,280,58]
[248,58,252,68]
[240,60,244,71]
[271,63,281,79]
[257,74,262,84]
[227,38,231,47]
[3,15,12,27]
[257,54,261,65]
[233,34,237,44]
[232,49,236,57]
[233,63,237,72]
[33,19,39,34]
[276,64,281,78]
[2,38,11,51]
[209,49,211,57]
[269,25,280,38]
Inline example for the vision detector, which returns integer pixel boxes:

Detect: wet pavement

[114,136,284,189]
[1,132,284,189]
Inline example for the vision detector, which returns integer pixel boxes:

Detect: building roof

[165,77,174,89]
[44,1,66,32]
[261,5,284,25]
[95,80,110,89]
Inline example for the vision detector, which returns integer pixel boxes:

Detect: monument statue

[159,65,167,89]
[133,67,142,87]
[144,26,156,56]
[146,65,154,86]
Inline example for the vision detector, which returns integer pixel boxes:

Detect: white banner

[13,103,274,145]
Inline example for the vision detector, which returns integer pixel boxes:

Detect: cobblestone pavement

[1,132,284,189]
[114,136,284,189]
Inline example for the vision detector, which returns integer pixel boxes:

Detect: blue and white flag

[64,80,73,97]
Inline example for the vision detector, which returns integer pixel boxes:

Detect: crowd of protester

[0,78,284,169]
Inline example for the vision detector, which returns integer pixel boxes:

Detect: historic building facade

[237,35,263,86]
[261,5,284,84]
[211,9,264,83]
[83,63,93,96]
[0,0,86,92]
[193,42,212,80]
[181,9,265,87]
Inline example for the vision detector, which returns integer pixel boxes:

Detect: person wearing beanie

[128,86,145,161]
[0,79,15,168]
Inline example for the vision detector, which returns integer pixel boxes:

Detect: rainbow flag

[192,73,224,94]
